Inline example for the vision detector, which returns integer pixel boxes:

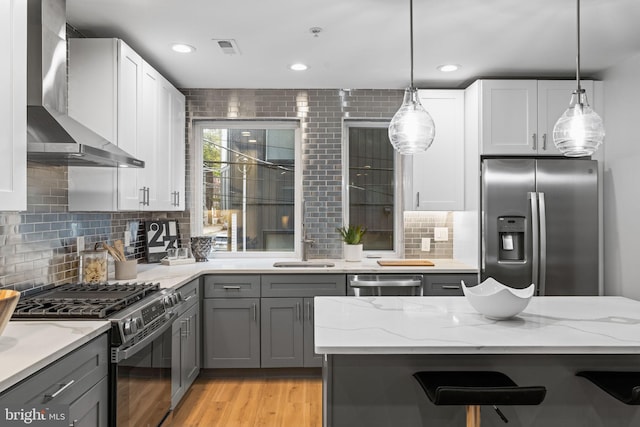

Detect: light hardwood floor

[169,376,322,427]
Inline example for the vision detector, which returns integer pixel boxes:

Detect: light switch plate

[421,238,431,252]
[434,227,449,241]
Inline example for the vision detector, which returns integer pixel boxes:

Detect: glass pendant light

[388,0,436,155]
[553,0,605,157]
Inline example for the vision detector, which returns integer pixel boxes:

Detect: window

[343,121,402,255]
[193,121,301,256]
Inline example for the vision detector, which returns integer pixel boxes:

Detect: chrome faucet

[302,236,314,261]
[301,200,314,261]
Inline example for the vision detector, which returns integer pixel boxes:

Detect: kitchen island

[315,296,640,427]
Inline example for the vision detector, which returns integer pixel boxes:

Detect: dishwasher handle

[349,279,422,288]
[348,275,424,296]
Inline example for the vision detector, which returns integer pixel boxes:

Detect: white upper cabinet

[0,0,27,211]
[157,76,186,211]
[117,42,145,210]
[68,38,185,211]
[404,90,465,211]
[169,83,186,210]
[479,79,594,156]
[139,62,160,209]
[537,80,594,156]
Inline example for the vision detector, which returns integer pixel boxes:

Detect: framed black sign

[144,220,179,263]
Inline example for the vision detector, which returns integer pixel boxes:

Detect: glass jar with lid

[80,249,108,283]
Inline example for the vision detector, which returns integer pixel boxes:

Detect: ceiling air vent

[213,39,241,55]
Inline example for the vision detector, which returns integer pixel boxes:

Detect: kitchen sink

[273,261,336,268]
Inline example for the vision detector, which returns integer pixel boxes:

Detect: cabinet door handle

[44,380,75,401]
[542,133,547,150]
[253,303,257,322]
[181,319,188,337]
[306,301,311,322]
[416,192,420,208]
[442,285,460,290]
[139,186,150,206]
[175,191,180,206]
[296,302,301,321]
[532,133,537,150]
[222,285,241,290]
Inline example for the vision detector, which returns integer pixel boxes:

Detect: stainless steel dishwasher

[347,274,424,296]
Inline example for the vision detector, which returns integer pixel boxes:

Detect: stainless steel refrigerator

[481,158,598,295]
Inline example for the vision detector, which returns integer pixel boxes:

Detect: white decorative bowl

[461,277,535,320]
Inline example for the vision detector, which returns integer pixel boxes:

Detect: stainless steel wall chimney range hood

[26,0,144,168]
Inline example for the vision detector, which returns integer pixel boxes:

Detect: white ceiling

[66,0,640,90]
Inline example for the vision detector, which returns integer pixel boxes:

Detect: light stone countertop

[0,321,110,394]
[133,258,477,290]
[314,296,640,355]
[0,258,474,395]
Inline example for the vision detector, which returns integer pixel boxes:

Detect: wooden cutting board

[377,259,435,267]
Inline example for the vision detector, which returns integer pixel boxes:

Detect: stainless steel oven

[12,282,184,427]
[110,289,183,427]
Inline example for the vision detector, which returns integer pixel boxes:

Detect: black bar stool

[576,371,640,405]
[413,371,547,427]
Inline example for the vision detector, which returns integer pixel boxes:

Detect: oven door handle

[111,312,178,363]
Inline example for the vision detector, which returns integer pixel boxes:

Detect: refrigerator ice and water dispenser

[497,216,525,262]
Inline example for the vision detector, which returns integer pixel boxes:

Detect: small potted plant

[337,225,367,262]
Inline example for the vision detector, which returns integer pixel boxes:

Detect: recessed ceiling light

[172,43,196,53]
[437,64,460,72]
[290,63,308,71]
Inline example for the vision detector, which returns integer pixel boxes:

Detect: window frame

[341,119,404,258]
[192,119,303,259]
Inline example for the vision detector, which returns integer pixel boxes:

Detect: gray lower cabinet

[203,275,261,369]
[261,275,346,368]
[171,301,200,408]
[69,377,109,427]
[424,273,478,296]
[0,334,109,427]
[203,298,260,368]
[261,297,304,368]
[264,297,323,368]
[303,297,323,367]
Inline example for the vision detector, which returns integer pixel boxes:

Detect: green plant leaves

[336,225,367,245]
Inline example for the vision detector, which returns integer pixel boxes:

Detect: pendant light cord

[576,0,582,92]
[410,0,414,89]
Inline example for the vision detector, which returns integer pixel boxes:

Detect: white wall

[600,53,640,299]
[453,82,480,269]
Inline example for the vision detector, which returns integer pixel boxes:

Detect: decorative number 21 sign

[144,220,179,263]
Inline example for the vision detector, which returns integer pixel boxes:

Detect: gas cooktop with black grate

[12,282,185,351]
[12,282,161,319]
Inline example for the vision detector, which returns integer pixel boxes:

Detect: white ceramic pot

[343,243,363,262]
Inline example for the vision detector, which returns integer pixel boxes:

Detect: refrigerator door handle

[538,192,547,296]
[529,192,539,294]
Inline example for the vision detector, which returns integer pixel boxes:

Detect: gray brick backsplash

[1,88,454,289]
[403,211,454,259]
